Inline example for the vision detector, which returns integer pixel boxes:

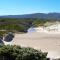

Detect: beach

[10,32,60,59]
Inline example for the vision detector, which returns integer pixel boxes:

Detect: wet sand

[12,32,60,59]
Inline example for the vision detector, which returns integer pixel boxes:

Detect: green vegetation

[0,18,59,34]
[0,45,48,60]
[32,19,47,27]
[0,18,33,33]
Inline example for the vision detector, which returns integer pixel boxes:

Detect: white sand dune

[10,32,60,59]
[28,24,60,33]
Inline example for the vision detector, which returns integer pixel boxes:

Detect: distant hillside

[0,13,60,20]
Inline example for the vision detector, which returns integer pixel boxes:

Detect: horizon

[1,12,60,16]
[0,0,60,15]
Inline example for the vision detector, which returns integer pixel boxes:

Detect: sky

[0,0,60,15]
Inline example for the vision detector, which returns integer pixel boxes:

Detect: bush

[4,32,14,42]
[0,45,48,60]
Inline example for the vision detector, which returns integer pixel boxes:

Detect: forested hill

[0,13,60,20]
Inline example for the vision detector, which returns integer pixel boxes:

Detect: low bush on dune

[4,32,14,42]
[0,45,48,60]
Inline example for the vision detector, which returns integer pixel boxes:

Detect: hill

[0,13,60,20]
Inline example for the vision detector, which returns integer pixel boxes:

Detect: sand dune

[3,24,60,59]
[10,32,60,59]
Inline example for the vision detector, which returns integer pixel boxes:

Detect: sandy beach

[8,32,60,59]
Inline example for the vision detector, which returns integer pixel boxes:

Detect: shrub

[0,45,48,60]
[4,32,14,42]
